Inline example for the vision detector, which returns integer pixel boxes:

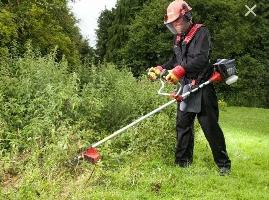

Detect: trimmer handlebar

[157,76,212,102]
[157,78,182,97]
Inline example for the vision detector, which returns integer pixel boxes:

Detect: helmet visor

[165,23,177,35]
[164,15,185,35]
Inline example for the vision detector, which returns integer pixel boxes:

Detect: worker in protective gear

[148,0,231,175]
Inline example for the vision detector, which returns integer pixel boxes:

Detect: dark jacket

[162,25,213,113]
[163,25,212,80]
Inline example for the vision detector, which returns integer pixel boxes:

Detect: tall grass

[0,50,185,197]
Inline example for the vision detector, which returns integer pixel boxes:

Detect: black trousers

[175,84,231,168]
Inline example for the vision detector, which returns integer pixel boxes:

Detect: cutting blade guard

[82,147,101,164]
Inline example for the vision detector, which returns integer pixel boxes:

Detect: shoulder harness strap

[183,24,204,45]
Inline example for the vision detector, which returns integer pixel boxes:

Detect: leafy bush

[0,50,79,152]
[218,99,227,111]
[0,50,208,198]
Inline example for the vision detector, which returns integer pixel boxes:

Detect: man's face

[172,17,189,34]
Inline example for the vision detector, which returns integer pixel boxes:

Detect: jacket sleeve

[162,54,177,70]
[161,35,177,70]
[182,27,211,73]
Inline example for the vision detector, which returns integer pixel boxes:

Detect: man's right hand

[147,66,164,81]
[165,65,186,85]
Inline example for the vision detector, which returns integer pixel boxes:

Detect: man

[148,0,231,175]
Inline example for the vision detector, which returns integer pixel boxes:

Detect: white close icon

[245,4,257,17]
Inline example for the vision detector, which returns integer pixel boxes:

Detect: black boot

[175,160,192,168]
[218,167,231,176]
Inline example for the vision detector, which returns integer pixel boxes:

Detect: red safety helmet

[164,0,192,34]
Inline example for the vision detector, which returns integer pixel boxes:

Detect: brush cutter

[77,59,238,164]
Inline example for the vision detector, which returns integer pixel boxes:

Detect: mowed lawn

[81,107,269,200]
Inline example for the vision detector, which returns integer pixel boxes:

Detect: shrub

[0,51,202,197]
[0,50,80,152]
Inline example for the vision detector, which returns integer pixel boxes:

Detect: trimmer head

[82,147,101,164]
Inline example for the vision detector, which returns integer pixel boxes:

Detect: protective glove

[165,65,185,84]
[147,66,164,81]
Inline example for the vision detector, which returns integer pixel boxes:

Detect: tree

[0,0,94,66]
[95,8,115,62]
[95,0,151,63]
[120,0,171,76]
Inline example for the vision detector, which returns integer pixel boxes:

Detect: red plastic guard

[82,147,101,164]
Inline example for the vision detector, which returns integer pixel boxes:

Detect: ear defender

[183,12,192,22]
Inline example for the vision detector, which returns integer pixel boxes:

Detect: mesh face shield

[164,14,187,35]
[164,14,181,35]
[165,23,178,35]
